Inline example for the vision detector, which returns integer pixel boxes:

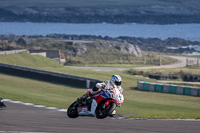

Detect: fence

[0,49,28,55]
[137,81,200,97]
[186,58,200,66]
[0,63,102,88]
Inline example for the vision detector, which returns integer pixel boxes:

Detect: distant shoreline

[1,34,200,54]
[1,3,200,25]
[0,22,200,42]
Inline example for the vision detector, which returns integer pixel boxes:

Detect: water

[167,45,200,55]
[0,22,200,42]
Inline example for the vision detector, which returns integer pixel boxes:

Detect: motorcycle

[0,97,6,108]
[67,86,124,119]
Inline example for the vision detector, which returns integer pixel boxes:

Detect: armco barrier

[137,81,144,90]
[199,89,200,96]
[169,85,177,94]
[0,63,102,88]
[184,87,191,95]
[149,83,155,92]
[176,86,184,95]
[143,82,150,91]
[155,83,163,92]
[137,81,200,97]
[191,87,199,96]
[163,84,169,93]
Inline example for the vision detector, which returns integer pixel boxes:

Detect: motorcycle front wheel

[96,102,116,119]
[67,101,79,118]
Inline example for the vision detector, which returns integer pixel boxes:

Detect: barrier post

[149,83,156,92]
[143,82,150,91]
[169,85,177,94]
[137,81,144,90]
[191,87,198,96]
[198,88,200,97]
[184,86,191,95]
[176,86,184,95]
[155,83,163,92]
[86,80,90,89]
[163,84,169,93]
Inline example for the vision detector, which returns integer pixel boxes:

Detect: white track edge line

[4,99,67,112]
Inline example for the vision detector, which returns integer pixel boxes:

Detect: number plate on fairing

[77,106,88,113]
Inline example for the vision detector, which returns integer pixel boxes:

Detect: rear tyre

[96,102,116,119]
[67,101,79,118]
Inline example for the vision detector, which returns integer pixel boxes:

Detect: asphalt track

[1,102,200,133]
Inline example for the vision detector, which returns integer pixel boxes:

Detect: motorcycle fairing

[94,90,111,104]
[78,99,97,116]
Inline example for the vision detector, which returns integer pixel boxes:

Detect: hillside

[1,34,199,54]
[0,0,200,24]
[0,52,63,68]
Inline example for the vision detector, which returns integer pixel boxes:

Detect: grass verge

[0,52,200,119]
[126,113,200,119]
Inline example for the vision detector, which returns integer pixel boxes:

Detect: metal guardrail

[0,63,102,88]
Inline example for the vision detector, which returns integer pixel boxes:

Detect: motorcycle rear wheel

[67,101,79,118]
[96,102,116,119]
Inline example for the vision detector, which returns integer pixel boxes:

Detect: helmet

[110,75,122,86]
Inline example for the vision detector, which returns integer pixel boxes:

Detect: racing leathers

[79,80,123,105]
[87,80,124,96]
[78,80,124,116]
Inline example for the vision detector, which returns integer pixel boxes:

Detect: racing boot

[77,94,87,105]
[109,110,116,117]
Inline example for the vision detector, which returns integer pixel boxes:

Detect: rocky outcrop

[115,43,142,57]
[0,35,142,57]
[45,34,200,54]
[67,40,142,57]
[0,34,200,54]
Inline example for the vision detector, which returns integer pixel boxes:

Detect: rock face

[46,34,200,54]
[67,40,142,57]
[115,44,142,57]
[0,34,200,54]
[0,35,142,57]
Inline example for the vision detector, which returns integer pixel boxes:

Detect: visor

[115,81,121,86]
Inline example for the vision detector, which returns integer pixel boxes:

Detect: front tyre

[96,102,116,119]
[67,101,79,118]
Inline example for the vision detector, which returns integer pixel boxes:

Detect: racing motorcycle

[0,97,6,108]
[67,86,124,119]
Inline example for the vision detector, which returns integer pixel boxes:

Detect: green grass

[1,52,200,119]
[127,66,200,77]
[0,73,86,108]
[126,113,200,119]
[70,63,155,67]
[1,72,200,116]
[65,50,177,66]
[0,52,63,69]
[28,38,177,66]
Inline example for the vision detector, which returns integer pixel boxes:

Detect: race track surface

[1,102,200,133]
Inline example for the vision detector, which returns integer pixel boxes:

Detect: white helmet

[110,75,122,86]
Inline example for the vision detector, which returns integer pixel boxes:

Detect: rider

[78,75,123,116]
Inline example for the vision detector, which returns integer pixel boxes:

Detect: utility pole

[186,58,189,66]
[159,57,162,66]
[150,57,154,64]
[144,57,146,64]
